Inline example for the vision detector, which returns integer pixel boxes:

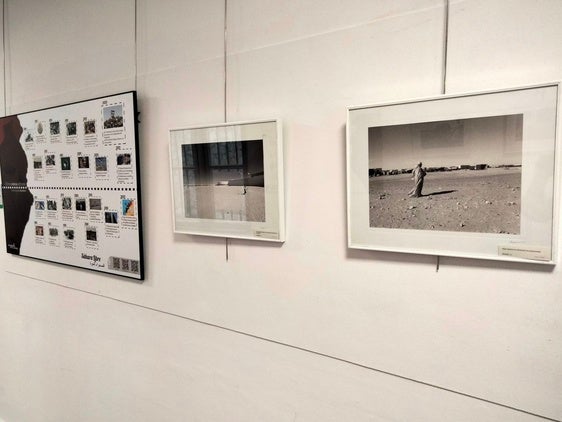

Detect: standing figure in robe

[408,162,426,198]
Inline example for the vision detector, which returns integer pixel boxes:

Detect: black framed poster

[0,91,144,280]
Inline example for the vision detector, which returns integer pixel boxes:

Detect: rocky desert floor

[369,167,521,234]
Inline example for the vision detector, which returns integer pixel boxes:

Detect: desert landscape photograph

[368,114,523,234]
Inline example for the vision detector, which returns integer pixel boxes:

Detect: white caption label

[498,244,551,262]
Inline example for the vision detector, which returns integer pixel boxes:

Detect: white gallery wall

[1,0,561,421]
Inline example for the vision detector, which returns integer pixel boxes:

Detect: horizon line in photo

[369,114,523,170]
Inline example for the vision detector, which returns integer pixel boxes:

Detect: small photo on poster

[78,156,90,169]
[103,105,123,129]
[62,225,75,249]
[50,121,60,136]
[33,156,42,169]
[66,121,77,136]
[122,199,135,216]
[62,197,72,210]
[89,198,102,211]
[61,156,71,171]
[117,153,131,166]
[33,123,46,145]
[95,156,107,171]
[35,200,45,211]
[84,119,96,135]
[86,227,97,242]
[24,131,34,143]
[35,224,46,245]
[45,154,56,167]
[105,211,118,224]
[75,198,87,211]
[47,199,57,211]
[48,225,60,247]
[34,121,47,143]
[63,228,74,240]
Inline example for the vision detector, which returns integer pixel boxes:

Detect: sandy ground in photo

[369,168,521,233]
[185,185,265,222]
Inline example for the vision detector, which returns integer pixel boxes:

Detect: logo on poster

[81,253,102,265]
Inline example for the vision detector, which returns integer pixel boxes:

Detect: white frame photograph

[347,83,560,264]
[170,119,285,242]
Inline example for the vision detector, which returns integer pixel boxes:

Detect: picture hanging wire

[436,0,450,273]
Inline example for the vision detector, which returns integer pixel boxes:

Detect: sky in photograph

[103,104,123,120]
[368,114,523,170]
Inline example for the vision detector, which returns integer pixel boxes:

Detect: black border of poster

[0,91,145,281]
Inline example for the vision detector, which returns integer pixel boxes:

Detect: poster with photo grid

[0,91,144,280]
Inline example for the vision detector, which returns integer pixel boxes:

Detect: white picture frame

[169,119,285,242]
[347,83,560,264]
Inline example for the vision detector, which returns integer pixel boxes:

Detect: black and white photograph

[86,228,97,242]
[49,227,58,237]
[45,154,56,167]
[170,119,284,242]
[75,198,86,211]
[347,84,559,263]
[47,199,57,211]
[61,156,71,171]
[95,156,107,171]
[368,115,522,234]
[36,121,44,135]
[33,157,42,169]
[105,211,118,224]
[117,153,131,166]
[78,156,90,169]
[62,197,72,210]
[181,140,265,222]
[89,198,102,211]
[66,121,77,136]
[35,200,45,210]
[50,121,60,136]
[84,119,96,135]
[25,132,33,143]
[63,229,74,240]
[103,105,123,129]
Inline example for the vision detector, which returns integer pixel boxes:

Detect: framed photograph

[169,119,285,242]
[0,91,144,280]
[347,83,560,263]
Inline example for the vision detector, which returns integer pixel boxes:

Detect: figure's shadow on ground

[422,190,457,197]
